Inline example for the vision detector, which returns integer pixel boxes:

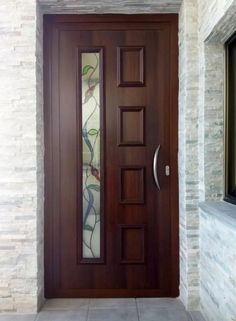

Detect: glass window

[81,51,102,258]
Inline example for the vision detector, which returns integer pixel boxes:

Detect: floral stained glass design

[81,52,101,258]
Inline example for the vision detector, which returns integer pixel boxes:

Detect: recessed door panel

[117,46,145,86]
[118,106,145,146]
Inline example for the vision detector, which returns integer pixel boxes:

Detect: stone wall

[198,0,236,42]
[36,1,44,310]
[197,0,236,320]
[38,0,182,13]
[200,204,236,321]
[179,0,236,316]
[178,0,200,310]
[0,0,41,312]
[198,0,233,201]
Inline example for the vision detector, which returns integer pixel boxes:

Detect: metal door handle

[153,144,161,190]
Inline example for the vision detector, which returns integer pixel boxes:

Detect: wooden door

[44,15,179,298]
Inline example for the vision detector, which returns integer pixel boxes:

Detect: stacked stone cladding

[197,1,236,321]
[178,0,201,310]
[0,0,39,313]
[200,207,236,321]
[38,0,182,13]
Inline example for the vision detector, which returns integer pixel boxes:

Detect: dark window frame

[225,33,236,205]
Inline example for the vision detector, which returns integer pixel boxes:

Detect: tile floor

[0,299,206,321]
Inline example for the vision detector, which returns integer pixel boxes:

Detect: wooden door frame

[44,14,179,297]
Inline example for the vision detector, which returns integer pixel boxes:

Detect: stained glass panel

[81,52,101,258]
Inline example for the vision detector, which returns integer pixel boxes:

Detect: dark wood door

[44,15,179,298]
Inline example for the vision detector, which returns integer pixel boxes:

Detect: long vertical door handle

[153,145,161,190]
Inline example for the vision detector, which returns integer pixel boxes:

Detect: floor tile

[88,307,138,321]
[42,299,89,311]
[189,311,206,321]
[137,298,185,311]
[35,310,87,321]
[138,307,190,321]
[89,298,136,309]
[0,315,36,321]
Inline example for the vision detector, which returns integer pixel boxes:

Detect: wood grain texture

[120,167,145,204]
[44,14,179,298]
[119,225,146,264]
[118,106,145,146]
[117,47,145,87]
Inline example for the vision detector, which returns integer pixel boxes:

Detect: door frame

[44,14,179,297]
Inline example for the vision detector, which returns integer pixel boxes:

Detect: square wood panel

[118,106,145,146]
[119,225,145,264]
[120,167,145,204]
[117,47,145,87]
